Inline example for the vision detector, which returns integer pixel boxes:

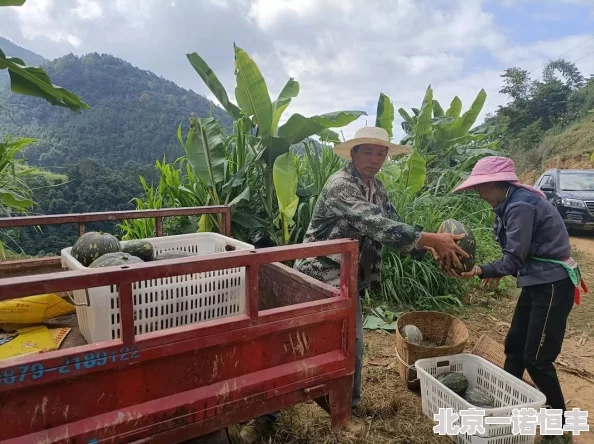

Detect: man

[446,156,583,444]
[239,126,468,444]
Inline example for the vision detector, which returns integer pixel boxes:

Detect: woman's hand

[482,277,501,289]
[440,264,482,280]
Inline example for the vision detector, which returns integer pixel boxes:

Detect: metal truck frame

[0,207,359,443]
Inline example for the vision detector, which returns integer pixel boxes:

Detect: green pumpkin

[463,388,495,408]
[154,250,197,261]
[71,231,121,267]
[437,219,476,273]
[400,324,423,345]
[89,252,144,268]
[122,240,155,262]
[437,371,469,395]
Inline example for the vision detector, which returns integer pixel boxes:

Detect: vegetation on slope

[0,52,233,169]
[489,58,594,177]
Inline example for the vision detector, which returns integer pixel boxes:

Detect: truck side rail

[0,206,232,276]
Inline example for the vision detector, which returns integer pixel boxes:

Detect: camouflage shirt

[294,161,423,291]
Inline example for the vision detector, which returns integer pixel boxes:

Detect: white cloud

[15,0,82,46]
[2,0,594,144]
[207,0,230,8]
[74,0,102,20]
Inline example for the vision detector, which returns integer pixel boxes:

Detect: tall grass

[375,167,504,312]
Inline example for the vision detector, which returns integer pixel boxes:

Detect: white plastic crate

[415,353,547,444]
[61,233,254,344]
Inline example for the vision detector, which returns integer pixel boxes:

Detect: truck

[0,206,359,443]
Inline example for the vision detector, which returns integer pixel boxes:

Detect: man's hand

[423,246,440,261]
[419,232,470,270]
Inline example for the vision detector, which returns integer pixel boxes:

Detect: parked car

[534,168,594,232]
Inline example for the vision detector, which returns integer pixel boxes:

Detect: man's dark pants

[504,277,574,420]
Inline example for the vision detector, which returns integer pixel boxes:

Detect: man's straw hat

[332,127,411,160]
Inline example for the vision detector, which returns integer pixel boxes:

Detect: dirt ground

[225,236,594,444]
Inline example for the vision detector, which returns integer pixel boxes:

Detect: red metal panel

[0,236,359,442]
[0,318,347,437]
[119,281,135,346]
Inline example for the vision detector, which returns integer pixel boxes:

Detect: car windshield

[559,172,594,191]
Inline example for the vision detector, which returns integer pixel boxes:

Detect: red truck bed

[0,207,359,443]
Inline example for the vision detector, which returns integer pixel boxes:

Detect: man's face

[351,144,389,179]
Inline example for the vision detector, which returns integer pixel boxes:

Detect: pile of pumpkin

[400,324,495,408]
[71,232,197,268]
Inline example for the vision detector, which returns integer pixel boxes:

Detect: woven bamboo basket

[395,311,469,390]
[471,334,535,386]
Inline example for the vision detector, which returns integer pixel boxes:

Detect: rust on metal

[0,208,358,443]
[155,216,163,237]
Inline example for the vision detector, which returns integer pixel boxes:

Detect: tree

[543,59,584,89]
[499,67,532,101]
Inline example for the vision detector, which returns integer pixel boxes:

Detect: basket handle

[65,289,91,307]
[436,360,450,368]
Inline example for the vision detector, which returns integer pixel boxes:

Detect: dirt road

[571,235,594,257]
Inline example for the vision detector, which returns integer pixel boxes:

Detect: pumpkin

[122,240,155,262]
[400,324,423,345]
[154,250,197,261]
[463,388,495,408]
[71,231,121,267]
[437,219,476,273]
[89,252,144,268]
[437,371,469,395]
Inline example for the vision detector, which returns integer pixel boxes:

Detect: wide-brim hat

[332,127,411,160]
[453,155,546,198]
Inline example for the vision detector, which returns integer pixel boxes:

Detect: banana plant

[375,92,395,140]
[177,116,262,235]
[0,136,35,214]
[186,44,366,244]
[398,86,491,161]
[374,91,427,201]
[273,153,299,245]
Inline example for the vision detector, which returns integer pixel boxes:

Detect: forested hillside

[0,51,232,169]
[0,44,234,256]
[489,59,594,180]
[0,36,48,69]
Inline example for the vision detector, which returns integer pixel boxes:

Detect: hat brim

[332,137,411,160]
[453,172,520,193]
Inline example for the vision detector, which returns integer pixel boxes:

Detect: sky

[1,0,594,141]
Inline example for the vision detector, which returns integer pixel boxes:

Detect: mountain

[0,51,233,169]
[0,36,48,67]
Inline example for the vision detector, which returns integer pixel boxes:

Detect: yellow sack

[0,294,75,324]
[49,327,71,349]
[0,326,71,361]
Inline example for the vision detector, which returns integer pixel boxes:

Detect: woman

[447,156,586,444]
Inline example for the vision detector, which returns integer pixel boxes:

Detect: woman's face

[474,183,503,207]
